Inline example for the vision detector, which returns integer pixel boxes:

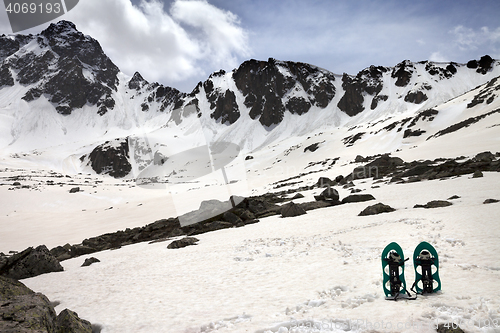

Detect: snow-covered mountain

[0,20,499,179]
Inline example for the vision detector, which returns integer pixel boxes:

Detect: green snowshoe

[412,241,441,294]
[382,242,414,300]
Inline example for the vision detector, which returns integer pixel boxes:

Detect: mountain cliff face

[0,20,499,178]
[0,21,184,117]
[179,55,498,130]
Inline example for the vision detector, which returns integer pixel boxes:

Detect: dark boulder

[342,194,375,204]
[414,200,453,209]
[353,154,404,179]
[222,211,243,225]
[300,200,340,211]
[358,203,396,216]
[291,193,305,200]
[355,155,367,163]
[304,142,320,153]
[235,196,281,218]
[231,208,256,221]
[401,164,433,177]
[81,257,100,267]
[472,170,484,178]
[0,245,63,280]
[483,198,499,204]
[167,237,199,249]
[50,244,72,261]
[474,151,495,162]
[281,202,307,218]
[316,177,334,187]
[179,198,240,227]
[70,245,96,257]
[69,187,80,193]
[55,309,93,333]
[314,187,340,202]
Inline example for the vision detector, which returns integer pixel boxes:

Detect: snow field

[21,172,500,333]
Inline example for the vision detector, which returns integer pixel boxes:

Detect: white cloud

[450,25,500,51]
[62,0,249,91]
[171,0,249,68]
[429,52,449,63]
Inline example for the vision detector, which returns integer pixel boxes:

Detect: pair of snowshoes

[381,241,441,301]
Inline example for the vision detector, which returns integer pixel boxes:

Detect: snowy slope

[19,172,500,333]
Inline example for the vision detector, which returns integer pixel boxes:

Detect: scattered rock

[355,155,367,163]
[291,193,305,200]
[281,202,307,218]
[0,245,63,280]
[70,245,96,257]
[448,195,461,200]
[414,200,453,209]
[153,151,167,165]
[316,177,334,187]
[167,237,199,249]
[353,154,404,180]
[300,200,340,211]
[472,170,483,178]
[342,194,376,204]
[12,181,21,186]
[358,203,396,216]
[81,257,100,267]
[69,187,80,193]
[474,151,495,162]
[55,309,93,332]
[222,211,243,225]
[314,187,340,202]
[483,198,499,204]
[304,142,320,152]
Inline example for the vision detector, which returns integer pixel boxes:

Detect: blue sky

[1,0,499,92]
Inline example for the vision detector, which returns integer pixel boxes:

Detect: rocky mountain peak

[227,58,336,127]
[128,72,149,91]
[0,20,120,115]
[40,20,78,36]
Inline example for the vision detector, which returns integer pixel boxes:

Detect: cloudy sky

[1,0,499,92]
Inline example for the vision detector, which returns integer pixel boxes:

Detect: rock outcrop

[358,203,396,216]
[82,138,132,178]
[281,201,307,218]
[0,276,93,332]
[0,245,63,280]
